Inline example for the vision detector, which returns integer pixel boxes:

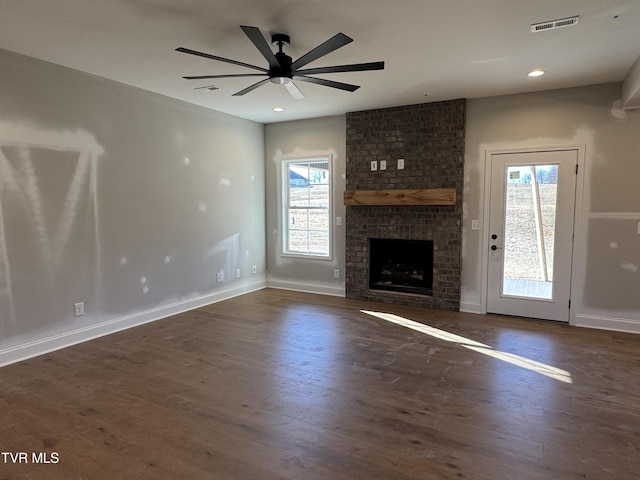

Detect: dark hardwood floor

[1,288,639,479]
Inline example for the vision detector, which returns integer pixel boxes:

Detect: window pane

[288,230,309,253]
[289,209,309,229]
[308,162,329,184]
[308,209,329,231]
[309,231,329,255]
[288,164,309,207]
[289,185,310,207]
[502,164,557,299]
[283,158,331,257]
[289,165,310,186]
[309,184,329,207]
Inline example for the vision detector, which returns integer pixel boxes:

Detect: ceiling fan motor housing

[271,33,291,46]
[270,33,293,83]
[271,52,293,83]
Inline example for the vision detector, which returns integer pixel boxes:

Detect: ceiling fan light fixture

[269,76,292,85]
[527,69,546,77]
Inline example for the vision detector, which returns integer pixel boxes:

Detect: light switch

[371,160,378,171]
[380,160,387,170]
[471,220,482,231]
[397,158,405,170]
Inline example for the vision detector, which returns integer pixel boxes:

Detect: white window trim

[282,155,333,260]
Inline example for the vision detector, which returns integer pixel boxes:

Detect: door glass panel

[502,164,558,299]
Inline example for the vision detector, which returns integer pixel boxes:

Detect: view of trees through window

[284,158,331,257]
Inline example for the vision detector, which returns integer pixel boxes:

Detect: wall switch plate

[471,220,482,231]
[333,269,340,278]
[252,265,257,274]
[380,160,387,170]
[637,221,640,235]
[397,158,405,170]
[336,216,342,226]
[74,302,85,317]
[370,160,378,171]
[235,268,241,278]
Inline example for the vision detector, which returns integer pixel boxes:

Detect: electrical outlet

[380,160,387,170]
[333,269,340,279]
[74,302,85,317]
[336,216,342,226]
[397,158,405,170]
[216,271,224,282]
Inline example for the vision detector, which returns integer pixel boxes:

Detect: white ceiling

[2,0,640,124]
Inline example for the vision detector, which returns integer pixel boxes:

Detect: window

[283,157,331,258]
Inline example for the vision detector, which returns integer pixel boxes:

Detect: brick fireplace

[345,100,465,311]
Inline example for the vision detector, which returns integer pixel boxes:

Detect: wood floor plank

[1,288,639,479]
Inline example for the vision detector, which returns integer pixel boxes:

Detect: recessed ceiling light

[527,69,546,77]
[272,106,285,112]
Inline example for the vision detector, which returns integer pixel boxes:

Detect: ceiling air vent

[531,16,579,33]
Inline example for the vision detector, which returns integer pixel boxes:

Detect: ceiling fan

[176,25,384,100]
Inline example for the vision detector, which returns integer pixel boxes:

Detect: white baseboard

[0,280,266,368]
[266,278,345,297]
[572,313,640,334]
[459,300,484,314]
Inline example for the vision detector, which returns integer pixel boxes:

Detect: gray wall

[264,116,346,295]
[462,83,640,332]
[0,50,266,362]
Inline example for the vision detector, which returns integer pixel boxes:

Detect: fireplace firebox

[368,238,433,296]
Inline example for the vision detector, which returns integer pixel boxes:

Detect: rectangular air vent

[531,16,579,33]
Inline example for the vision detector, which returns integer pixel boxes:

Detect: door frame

[480,145,586,324]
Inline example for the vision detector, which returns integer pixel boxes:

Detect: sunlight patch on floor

[361,310,572,384]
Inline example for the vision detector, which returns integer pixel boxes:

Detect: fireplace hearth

[369,238,433,296]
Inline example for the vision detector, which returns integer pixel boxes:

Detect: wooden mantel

[343,188,456,206]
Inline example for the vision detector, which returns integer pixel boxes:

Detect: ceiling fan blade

[176,47,267,72]
[284,81,306,100]
[290,33,353,70]
[293,75,360,92]
[295,61,385,76]
[240,25,281,71]
[183,74,267,80]
[232,78,270,96]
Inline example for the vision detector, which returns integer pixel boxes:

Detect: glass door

[487,150,577,321]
